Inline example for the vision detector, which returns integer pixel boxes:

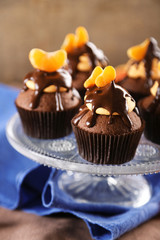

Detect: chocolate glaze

[147,80,160,112]
[73,81,138,129]
[127,37,160,89]
[67,42,109,78]
[23,68,73,109]
[145,38,160,81]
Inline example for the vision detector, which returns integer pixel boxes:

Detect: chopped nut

[44,86,67,93]
[26,81,67,93]
[77,62,91,71]
[77,54,91,72]
[59,87,67,92]
[127,61,146,79]
[86,103,117,115]
[86,97,135,115]
[79,54,90,63]
[44,85,57,92]
[150,81,158,96]
[96,107,111,115]
[125,96,135,112]
[152,58,160,80]
[26,80,35,90]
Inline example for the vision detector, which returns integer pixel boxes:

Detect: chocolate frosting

[73,81,138,129]
[147,80,160,112]
[67,42,109,78]
[127,37,160,88]
[23,68,73,109]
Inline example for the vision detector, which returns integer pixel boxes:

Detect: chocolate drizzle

[73,81,136,129]
[55,92,64,111]
[147,80,160,113]
[86,42,109,68]
[23,68,72,109]
[144,37,160,86]
[67,41,109,78]
[129,37,160,88]
[73,106,89,126]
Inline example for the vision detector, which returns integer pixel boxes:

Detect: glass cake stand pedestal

[6,114,160,208]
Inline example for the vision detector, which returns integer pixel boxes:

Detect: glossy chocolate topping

[23,68,73,109]
[73,81,138,128]
[147,80,160,112]
[68,42,109,77]
[144,37,160,85]
[128,37,160,88]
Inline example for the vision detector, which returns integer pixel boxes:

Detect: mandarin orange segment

[95,66,116,88]
[61,33,76,53]
[84,66,103,88]
[75,26,89,47]
[158,61,160,70]
[127,39,150,61]
[29,48,67,72]
[115,64,127,83]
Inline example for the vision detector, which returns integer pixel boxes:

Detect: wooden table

[0,207,160,240]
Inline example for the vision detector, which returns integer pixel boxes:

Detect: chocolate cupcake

[61,26,109,98]
[138,77,160,144]
[117,37,160,102]
[72,66,144,164]
[15,48,81,139]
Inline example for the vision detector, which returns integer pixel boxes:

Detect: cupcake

[61,26,109,98]
[116,37,160,102]
[72,66,144,164]
[138,76,160,144]
[15,48,82,139]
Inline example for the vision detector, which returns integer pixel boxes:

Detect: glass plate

[6,113,160,176]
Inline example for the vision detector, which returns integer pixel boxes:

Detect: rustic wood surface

[118,214,160,240]
[0,207,160,240]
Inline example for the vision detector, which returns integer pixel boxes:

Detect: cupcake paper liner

[72,123,144,165]
[138,100,160,144]
[16,105,79,139]
[142,113,160,144]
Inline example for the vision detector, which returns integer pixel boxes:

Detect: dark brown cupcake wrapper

[72,123,144,165]
[142,114,160,144]
[138,100,160,144]
[16,104,80,139]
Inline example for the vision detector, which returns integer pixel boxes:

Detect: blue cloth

[1,83,160,240]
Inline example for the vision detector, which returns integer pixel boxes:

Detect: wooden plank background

[1,0,160,85]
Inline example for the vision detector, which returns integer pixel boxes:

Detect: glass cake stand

[6,113,160,208]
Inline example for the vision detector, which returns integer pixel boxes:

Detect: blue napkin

[1,83,160,240]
